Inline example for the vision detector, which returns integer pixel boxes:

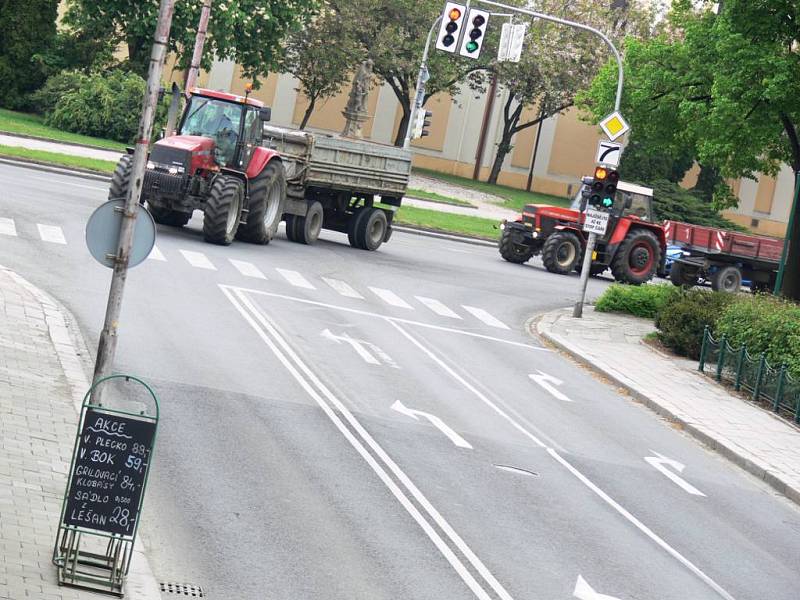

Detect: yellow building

[187,58,793,239]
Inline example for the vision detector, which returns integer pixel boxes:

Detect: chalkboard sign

[63,408,156,537]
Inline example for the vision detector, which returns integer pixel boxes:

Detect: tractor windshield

[180,97,243,167]
[571,183,654,222]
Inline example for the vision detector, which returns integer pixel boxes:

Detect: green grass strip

[393,204,500,240]
[0,145,117,173]
[405,188,476,208]
[0,109,127,152]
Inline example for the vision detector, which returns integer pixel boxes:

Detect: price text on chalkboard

[63,408,155,537]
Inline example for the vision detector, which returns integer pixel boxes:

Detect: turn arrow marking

[391,400,473,449]
[529,371,572,402]
[644,451,706,497]
[573,575,622,600]
[321,328,399,368]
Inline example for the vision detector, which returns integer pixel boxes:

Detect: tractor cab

[570,178,655,223]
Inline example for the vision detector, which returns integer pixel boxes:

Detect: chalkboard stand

[53,375,159,597]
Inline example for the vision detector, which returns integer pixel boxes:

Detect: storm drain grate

[160,582,205,597]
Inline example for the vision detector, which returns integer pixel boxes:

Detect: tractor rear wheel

[499,227,535,264]
[235,160,287,244]
[611,229,661,285]
[542,231,581,274]
[291,201,324,245]
[203,175,243,245]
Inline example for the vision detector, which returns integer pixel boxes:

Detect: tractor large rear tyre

[611,229,662,285]
[542,231,581,274]
[499,228,535,264]
[235,160,287,245]
[108,155,132,202]
[203,175,243,246]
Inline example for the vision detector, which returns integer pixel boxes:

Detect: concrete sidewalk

[0,265,159,599]
[537,307,800,506]
[0,133,122,163]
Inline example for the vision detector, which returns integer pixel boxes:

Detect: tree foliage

[579,0,800,298]
[0,0,58,109]
[279,3,362,129]
[65,0,317,80]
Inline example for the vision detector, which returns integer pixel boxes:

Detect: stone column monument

[342,60,374,139]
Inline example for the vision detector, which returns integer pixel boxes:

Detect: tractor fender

[246,147,281,180]
[553,224,586,244]
[609,220,667,249]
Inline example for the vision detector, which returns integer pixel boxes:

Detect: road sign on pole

[599,111,630,141]
[498,22,527,62]
[596,140,623,167]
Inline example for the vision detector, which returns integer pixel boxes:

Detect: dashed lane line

[37,224,66,245]
[462,305,509,330]
[415,296,461,319]
[147,245,166,261]
[276,268,315,289]
[0,218,17,237]
[322,277,364,299]
[369,286,413,309]
[229,259,267,279]
[179,249,216,270]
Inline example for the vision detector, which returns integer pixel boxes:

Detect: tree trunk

[127,37,150,77]
[299,96,316,130]
[693,163,721,202]
[394,104,410,147]
[779,169,800,299]
[488,130,513,185]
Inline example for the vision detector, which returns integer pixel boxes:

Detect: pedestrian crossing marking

[415,296,461,319]
[230,259,266,279]
[147,245,166,261]
[322,277,363,299]
[276,268,315,289]
[0,218,17,237]
[462,306,509,329]
[37,224,66,244]
[369,287,413,309]
[180,249,216,270]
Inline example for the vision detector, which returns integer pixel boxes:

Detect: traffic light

[459,8,490,58]
[588,166,619,210]
[411,109,433,139]
[435,2,467,53]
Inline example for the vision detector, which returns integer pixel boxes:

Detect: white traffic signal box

[459,8,490,58]
[435,2,467,53]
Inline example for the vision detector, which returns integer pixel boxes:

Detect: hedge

[595,283,679,319]
[655,289,737,359]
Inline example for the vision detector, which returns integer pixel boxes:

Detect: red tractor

[109,88,284,245]
[499,178,666,284]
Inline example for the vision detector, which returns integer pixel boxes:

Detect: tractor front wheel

[108,155,132,202]
[203,175,243,245]
[499,227,535,264]
[542,231,581,274]
[611,229,662,285]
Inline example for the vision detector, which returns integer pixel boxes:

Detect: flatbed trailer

[664,220,784,292]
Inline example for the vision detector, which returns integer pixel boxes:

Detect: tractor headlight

[146,161,155,170]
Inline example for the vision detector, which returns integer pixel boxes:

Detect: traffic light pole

[404,16,442,150]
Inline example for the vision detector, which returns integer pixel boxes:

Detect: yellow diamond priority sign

[599,111,630,142]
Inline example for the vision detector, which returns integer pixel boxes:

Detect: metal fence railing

[699,327,800,424]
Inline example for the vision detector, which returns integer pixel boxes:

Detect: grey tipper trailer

[262,125,412,250]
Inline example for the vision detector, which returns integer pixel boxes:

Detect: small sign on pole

[583,209,610,236]
[498,22,527,62]
[599,111,630,142]
[596,140,623,168]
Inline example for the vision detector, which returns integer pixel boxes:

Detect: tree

[0,0,58,109]
[483,0,657,184]
[331,0,491,146]
[279,4,362,129]
[580,0,800,299]
[65,0,317,81]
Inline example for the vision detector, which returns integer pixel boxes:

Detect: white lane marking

[179,250,216,270]
[221,285,549,350]
[415,296,462,319]
[529,371,572,402]
[391,400,472,449]
[276,268,315,289]
[321,328,379,365]
[0,218,17,236]
[462,305,509,330]
[644,452,706,497]
[37,224,67,244]
[229,259,266,279]
[388,320,737,600]
[322,277,363,299]
[574,575,622,600]
[369,287,413,309]
[221,286,510,600]
[147,245,166,261]
[32,178,106,191]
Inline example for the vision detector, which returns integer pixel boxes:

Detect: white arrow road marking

[321,328,379,364]
[644,451,706,497]
[391,400,473,449]
[574,575,622,600]
[529,371,572,402]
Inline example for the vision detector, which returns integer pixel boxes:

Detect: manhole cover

[160,582,205,597]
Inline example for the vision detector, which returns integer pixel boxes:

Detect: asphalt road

[1,161,799,600]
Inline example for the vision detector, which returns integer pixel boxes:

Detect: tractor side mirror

[259,107,272,122]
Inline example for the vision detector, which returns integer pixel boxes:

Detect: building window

[751,218,760,228]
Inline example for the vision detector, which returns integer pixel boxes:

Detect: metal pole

[92,0,175,400]
[773,171,799,294]
[185,0,212,95]
[573,233,596,318]
[403,16,442,150]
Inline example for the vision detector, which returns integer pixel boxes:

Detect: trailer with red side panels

[664,220,784,293]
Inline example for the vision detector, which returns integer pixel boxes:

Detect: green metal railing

[699,327,800,424]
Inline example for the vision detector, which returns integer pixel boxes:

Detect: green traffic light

[602,197,613,207]
[465,40,479,53]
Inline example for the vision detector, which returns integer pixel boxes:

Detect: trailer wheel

[669,261,699,287]
[148,203,192,227]
[542,231,581,274]
[499,227,535,264]
[203,175,243,245]
[292,201,324,245]
[711,265,742,293]
[611,229,661,285]
[236,160,287,244]
[347,208,367,248]
[284,215,298,242]
[356,208,388,251]
[575,261,607,277]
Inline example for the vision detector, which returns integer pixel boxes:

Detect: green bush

[595,283,679,319]
[42,70,165,144]
[715,295,800,378]
[655,289,737,358]
[29,71,88,115]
